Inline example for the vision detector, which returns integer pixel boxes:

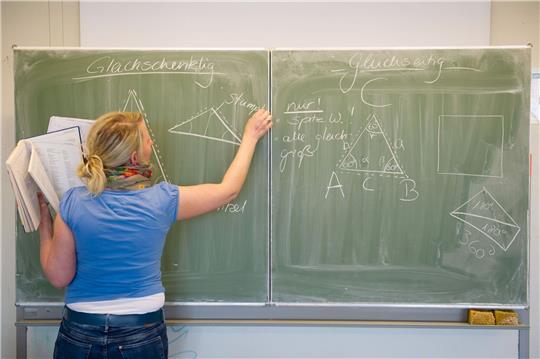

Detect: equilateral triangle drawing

[168,105,242,146]
[122,90,169,183]
[338,113,405,175]
[450,187,520,251]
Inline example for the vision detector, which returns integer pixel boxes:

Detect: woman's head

[77,111,152,195]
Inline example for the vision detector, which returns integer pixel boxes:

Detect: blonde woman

[38,109,272,358]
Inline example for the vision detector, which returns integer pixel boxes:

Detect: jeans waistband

[63,307,164,327]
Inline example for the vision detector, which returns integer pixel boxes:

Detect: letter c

[363,176,375,191]
[360,77,392,108]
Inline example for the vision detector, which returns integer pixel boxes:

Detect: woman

[38,109,272,358]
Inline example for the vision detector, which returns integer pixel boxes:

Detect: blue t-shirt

[60,182,179,304]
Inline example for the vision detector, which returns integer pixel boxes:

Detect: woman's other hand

[243,108,272,142]
[37,192,76,288]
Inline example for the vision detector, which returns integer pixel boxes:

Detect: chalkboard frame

[13,46,531,321]
[17,302,529,321]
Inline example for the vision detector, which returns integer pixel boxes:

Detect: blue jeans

[53,316,168,359]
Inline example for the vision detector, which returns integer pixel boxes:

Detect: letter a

[325,171,345,199]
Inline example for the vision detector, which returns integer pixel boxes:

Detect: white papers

[28,144,59,214]
[6,141,41,231]
[48,116,95,153]
[6,126,85,232]
[27,127,85,202]
[6,115,95,232]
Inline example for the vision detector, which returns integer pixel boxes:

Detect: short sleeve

[156,182,179,226]
[59,187,78,229]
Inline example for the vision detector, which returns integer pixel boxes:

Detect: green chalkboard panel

[15,49,269,303]
[271,49,530,305]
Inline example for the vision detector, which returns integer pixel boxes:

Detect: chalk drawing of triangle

[121,89,169,183]
[122,89,146,113]
[168,107,241,146]
[338,113,404,175]
[450,187,521,251]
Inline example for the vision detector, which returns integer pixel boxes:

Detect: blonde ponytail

[77,154,106,195]
[78,112,143,195]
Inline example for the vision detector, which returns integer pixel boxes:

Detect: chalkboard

[14,47,530,308]
[14,49,269,303]
[272,48,530,305]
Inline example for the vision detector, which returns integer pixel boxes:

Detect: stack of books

[5,116,94,232]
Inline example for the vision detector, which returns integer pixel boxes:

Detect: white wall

[0,0,3,348]
[27,324,519,358]
[80,2,490,47]
[491,1,540,70]
[491,2,540,357]
[1,2,79,358]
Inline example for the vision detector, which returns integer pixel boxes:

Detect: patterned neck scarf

[104,161,153,190]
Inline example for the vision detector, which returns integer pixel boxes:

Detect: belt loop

[105,313,110,331]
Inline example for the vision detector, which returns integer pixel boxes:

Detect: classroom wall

[1,1,539,358]
[26,325,520,358]
[491,2,540,357]
[1,1,3,349]
[491,1,540,69]
[79,1,491,47]
[0,2,80,358]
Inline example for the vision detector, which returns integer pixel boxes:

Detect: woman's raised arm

[177,109,272,221]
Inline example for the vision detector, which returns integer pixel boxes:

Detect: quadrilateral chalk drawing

[450,187,520,252]
[338,113,405,177]
[437,115,504,178]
